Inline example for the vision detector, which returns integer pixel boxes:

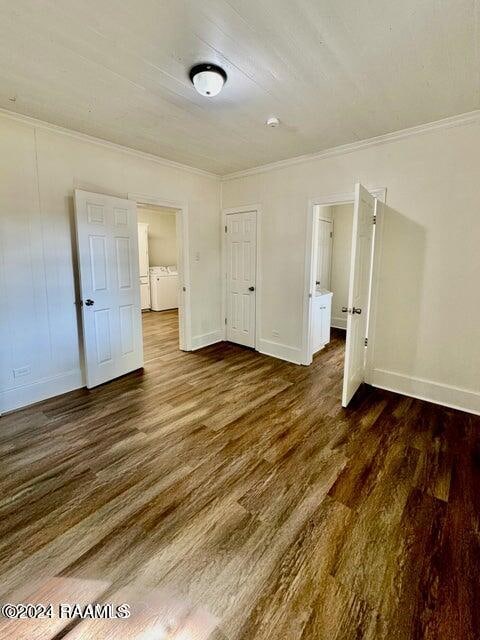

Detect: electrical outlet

[13,365,31,378]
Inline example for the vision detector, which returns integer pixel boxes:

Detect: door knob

[248,286,255,292]
[85,299,94,306]
[341,306,350,313]
[352,307,362,314]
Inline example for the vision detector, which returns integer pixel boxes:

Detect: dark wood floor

[0,310,479,639]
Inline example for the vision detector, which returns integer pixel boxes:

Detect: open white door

[74,189,143,388]
[342,183,376,407]
[225,210,257,348]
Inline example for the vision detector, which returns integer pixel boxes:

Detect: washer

[149,266,178,311]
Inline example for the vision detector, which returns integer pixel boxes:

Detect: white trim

[222,204,262,349]
[303,188,386,366]
[257,339,303,365]
[371,369,480,416]
[331,318,347,330]
[190,330,224,350]
[0,108,219,179]
[4,106,480,182]
[222,110,480,180]
[128,193,193,351]
[1,369,83,414]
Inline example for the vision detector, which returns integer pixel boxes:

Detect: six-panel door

[342,184,375,407]
[74,190,143,388]
[226,211,257,348]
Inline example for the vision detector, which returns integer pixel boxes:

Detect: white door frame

[128,192,192,351]
[302,187,387,370]
[222,204,262,349]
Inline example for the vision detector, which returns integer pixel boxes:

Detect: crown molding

[0,107,220,180]
[2,106,479,182]
[222,109,480,181]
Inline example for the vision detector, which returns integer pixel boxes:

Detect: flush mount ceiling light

[189,63,227,97]
[266,116,280,128]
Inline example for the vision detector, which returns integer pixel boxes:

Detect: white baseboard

[257,338,304,365]
[1,368,84,414]
[331,316,347,330]
[190,330,224,350]
[371,368,480,416]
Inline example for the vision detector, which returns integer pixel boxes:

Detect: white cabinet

[138,223,149,278]
[312,290,332,353]
[140,277,151,310]
[138,223,150,309]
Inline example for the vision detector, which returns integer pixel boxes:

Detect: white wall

[137,206,177,266]
[3,109,480,416]
[330,203,354,330]
[222,119,480,414]
[0,113,221,413]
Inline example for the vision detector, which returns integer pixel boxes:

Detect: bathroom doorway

[304,185,386,406]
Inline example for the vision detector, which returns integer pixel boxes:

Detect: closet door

[225,210,257,348]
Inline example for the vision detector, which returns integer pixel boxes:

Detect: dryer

[149,266,178,311]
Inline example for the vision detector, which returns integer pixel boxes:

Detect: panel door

[138,222,149,278]
[226,211,256,348]
[316,218,333,289]
[342,184,375,407]
[74,190,143,388]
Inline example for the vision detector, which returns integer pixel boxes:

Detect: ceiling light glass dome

[189,63,227,97]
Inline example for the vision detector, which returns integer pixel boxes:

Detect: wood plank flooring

[0,309,479,639]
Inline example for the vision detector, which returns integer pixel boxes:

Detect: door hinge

[330,231,333,238]
[225,317,227,325]
[373,215,377,225]
[225,225,227,233]
[364,337,368,346]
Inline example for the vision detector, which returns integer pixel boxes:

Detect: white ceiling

[0,0,478,174]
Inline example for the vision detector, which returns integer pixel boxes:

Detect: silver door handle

[352,307,362,314]
[341,307,350,313]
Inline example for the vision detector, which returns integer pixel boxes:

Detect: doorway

[304,185,386,407]
[315,202,354,331]
[130,193,192,357]
[74,189,192,390]
[136,203,183,364]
